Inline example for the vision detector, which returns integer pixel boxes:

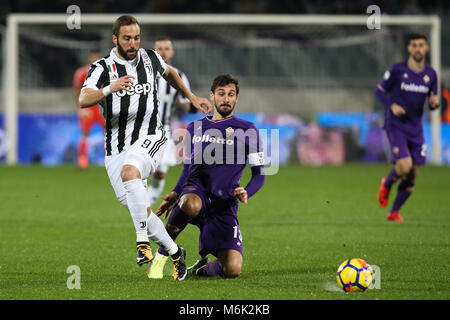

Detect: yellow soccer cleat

[147,251,169,279]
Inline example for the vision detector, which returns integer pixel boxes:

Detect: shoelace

[138,245,152,258]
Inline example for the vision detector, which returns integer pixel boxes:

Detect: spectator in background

[441,82,450,123]
[72,52,104,170]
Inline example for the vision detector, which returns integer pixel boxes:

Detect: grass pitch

[0,163,449,300]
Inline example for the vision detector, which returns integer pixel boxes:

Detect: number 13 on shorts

[233,225,243,243]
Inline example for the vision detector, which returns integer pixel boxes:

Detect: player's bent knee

[396,160,413,177]
[121,165,141,182]
[223,262,242,278]
[179,195,202,217]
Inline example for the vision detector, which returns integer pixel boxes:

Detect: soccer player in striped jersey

[79,15,212,280]
[73,52,104,170]
[147,37,192,207]
[375,33,439,222]
[148,74,265,279]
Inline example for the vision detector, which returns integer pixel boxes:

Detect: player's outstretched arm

[155,191,178,219]
[235,166,265,205]
[162,66,212,114]
[79,75,135,108]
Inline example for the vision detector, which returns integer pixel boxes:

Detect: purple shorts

[179,183,243,258]
[386,126,426,165]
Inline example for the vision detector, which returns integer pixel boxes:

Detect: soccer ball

[336,258,373,292]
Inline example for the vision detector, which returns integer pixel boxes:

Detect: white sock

[123,179,149,243]
[146,211,178,254]
[148,178,166,206]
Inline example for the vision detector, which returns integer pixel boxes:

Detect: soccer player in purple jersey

[147,74,265,279]
[375,33,439,222]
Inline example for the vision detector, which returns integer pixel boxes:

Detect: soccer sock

[146,210,178,254]
[196,260,224,278]
[157,205,190,256]
[390,179,414,213]
[147,177,166,206]
[78,137,88,167]
[123,179,149,243]
[384,167,400,189]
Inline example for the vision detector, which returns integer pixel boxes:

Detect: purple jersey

[376,61,437,136]
[175,115,264,200]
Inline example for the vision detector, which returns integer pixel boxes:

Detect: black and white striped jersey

[82,48,167,156]
[156,65,190,129]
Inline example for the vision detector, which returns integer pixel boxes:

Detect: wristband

[102,85,111,97]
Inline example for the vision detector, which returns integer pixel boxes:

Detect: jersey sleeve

[377,64,398,93]
[375,64,398,109]
[430,70,438,96]
[177,72,191,104]
[81,61,108,91]
[246,123,265,168]
[146,49,167,76]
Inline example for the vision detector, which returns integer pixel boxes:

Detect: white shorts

[104,131,167,202]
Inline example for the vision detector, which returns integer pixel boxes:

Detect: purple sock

[157,205,191,256]
[196,260,224,277]
[384,167,400,189]
[390,179,414,213]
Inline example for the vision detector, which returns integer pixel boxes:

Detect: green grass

[0,164,449,300]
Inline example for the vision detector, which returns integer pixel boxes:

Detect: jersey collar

[110,48,140,67]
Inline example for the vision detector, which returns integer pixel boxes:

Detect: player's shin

[123,179,149,243]
[390,178,414,214]
[157,205,190,256]
[146,211,178,255]
[385,167,400,189]
[196,260,225,277]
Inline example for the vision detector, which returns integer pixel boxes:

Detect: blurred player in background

[73,52,104,170]
[375,33,439,222]
[148,74,265,279]
[147,37,192,207]
[78,15,212,280]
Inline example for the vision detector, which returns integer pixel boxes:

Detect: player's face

[408,39,428,63]
[114,24,140,60]
[211,84,238,118]
[154,40,174,63]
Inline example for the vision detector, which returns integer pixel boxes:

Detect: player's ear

[210,91,214,100]
[112,35,117,46]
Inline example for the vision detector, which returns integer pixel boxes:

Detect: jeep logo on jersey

[116,82,151,97]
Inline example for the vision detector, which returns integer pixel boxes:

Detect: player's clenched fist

[234,187,248,204]
[429,91,439,110]
[390,103,406,117]
[110,74,136,93]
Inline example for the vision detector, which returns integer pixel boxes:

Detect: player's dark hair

[113,15,139,37]
[408,32,427,43]
[211,74,239,95]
